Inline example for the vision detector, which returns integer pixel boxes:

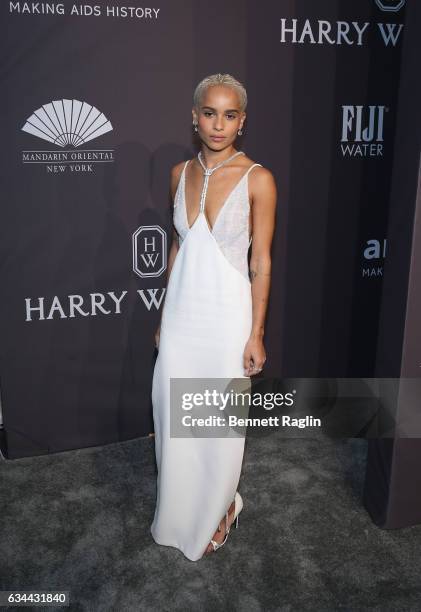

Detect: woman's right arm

[164,227,180,287]
[155,163,185,347]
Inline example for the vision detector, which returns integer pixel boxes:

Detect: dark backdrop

[0,1,414,472]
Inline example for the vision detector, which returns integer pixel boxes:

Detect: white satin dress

[150,152,262,561]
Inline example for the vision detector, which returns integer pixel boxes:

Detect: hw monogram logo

[132,225,167,278]
[374,0,405,11]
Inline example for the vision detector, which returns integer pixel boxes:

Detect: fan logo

[374,0,405,11]
[21,98,115,173]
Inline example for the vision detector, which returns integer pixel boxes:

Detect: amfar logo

[375,0,405,12]
[132,225,167,278]
[362,239,387,278]
[340,105,388,158]
[21,98,115,173]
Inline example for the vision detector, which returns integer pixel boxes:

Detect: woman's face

[192,85,245,151]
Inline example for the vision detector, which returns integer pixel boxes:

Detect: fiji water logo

[340,105,388,158]
[21,98,115,173]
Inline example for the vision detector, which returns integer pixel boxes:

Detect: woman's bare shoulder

[247,162,277,200]
[171,159,189,179]
[241,155,272,176]
[244,156,275,179]
[169,159,191,199]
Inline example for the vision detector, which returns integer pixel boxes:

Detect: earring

[193,122,198,132]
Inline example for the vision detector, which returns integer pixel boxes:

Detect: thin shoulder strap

[183,159,191,175]
[245,163,263,177]
[174,160,191,208]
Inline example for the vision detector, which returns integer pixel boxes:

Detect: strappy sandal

[207,491,243,553]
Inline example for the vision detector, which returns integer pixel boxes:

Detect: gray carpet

[1,433,421,612]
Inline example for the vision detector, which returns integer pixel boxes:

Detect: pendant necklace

[197,150,245,216]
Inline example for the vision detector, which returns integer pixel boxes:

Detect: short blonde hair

[193,73,247,112]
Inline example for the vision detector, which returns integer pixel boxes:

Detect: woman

[150,73,277,561]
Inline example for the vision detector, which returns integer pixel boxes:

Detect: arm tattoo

[249,268,271,282]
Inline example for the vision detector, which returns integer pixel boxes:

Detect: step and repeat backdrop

[0,0,415,488]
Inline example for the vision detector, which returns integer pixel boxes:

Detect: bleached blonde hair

[193,73,247,112]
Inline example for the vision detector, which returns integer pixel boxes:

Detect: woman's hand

[243,335,266,376]
[154,324,161,350]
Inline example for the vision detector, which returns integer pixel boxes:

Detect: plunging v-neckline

[182,165,249,235]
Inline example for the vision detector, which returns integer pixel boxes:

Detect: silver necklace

[197,150,244,214]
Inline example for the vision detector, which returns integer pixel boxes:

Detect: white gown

[150,152,263,561]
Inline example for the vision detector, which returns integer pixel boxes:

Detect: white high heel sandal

[207,492,243,553]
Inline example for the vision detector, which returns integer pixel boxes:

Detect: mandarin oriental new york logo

[21,98,115,173]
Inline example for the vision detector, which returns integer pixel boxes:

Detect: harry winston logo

[374,0,405,11]
[133,225,167,278]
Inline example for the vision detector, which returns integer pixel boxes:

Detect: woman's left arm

[243,167,277,376]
